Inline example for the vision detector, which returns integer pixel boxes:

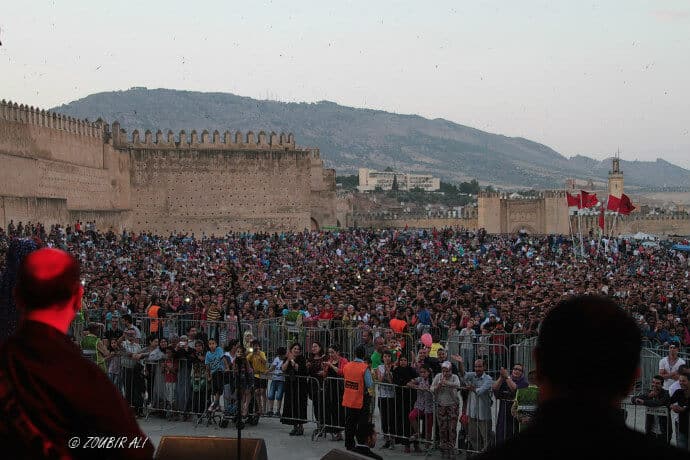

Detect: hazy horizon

[2,0,689,168]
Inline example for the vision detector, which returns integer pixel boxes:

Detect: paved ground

[139,414,446,459]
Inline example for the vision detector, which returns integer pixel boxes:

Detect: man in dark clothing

[0,248,153,459]
[479,295,688,460]
[631,374,672,443]
[352,422,383,460]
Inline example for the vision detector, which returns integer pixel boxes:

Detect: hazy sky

[2,0,689,167]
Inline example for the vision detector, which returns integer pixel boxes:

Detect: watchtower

[608,150,624,199]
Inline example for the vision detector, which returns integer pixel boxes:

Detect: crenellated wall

[0,99,130,229]
[0,98,337,233]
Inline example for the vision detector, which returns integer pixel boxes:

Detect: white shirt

[659,356,686,390]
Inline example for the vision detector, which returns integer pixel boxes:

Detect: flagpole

[566,190,577,258]
[578,192,584,258]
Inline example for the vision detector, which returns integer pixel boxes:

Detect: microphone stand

[229,265,243,460]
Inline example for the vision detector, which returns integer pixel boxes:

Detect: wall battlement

[0,98,337,234]
[0,99,105,139]
[111,121,297,151]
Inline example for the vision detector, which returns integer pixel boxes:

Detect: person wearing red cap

[0,248,153,459]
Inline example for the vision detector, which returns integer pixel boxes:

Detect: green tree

[392,174,399,191]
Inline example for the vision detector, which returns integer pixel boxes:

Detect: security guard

[342,345,374,450]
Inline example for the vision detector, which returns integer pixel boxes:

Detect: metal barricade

[621,401,674,445]
[279,374,321,434]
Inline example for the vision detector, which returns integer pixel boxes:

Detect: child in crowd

[408,365,434,452]
[163,347,178,420]
[191,359,209,414]
[267,346,286,416]
[106,338,122,393]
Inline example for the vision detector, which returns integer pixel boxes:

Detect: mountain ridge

[52,88,690,190]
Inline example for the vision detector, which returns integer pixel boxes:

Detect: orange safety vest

[148,305,161,333]
[342,361,368,409]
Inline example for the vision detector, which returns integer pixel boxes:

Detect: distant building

[357,168,440,192]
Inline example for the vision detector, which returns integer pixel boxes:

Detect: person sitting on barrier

[431,361,462,459]
[464,359,494,454]
[343,345,374,450]
[631,374,671,443]
[266,346,286,417]
[478,295,688,460]
[408,365,434,452]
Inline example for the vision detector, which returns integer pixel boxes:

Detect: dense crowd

[2,220,690,455]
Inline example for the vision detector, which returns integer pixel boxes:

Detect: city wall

[0,99,337,233]
[0,100,130,230]
[353,217,478,230]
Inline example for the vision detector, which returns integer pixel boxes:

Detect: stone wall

[128,148,313,234]
[0,100,130,231]
[0,99,338,234]
[353,217,478,230]
[0,196,69,228]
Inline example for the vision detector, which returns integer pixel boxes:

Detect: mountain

[52,88,690,189]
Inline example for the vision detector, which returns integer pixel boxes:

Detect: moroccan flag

[619,193,635,215]
[606,194,622,212]
[580,190,598,208]
[598,206,605,230]
[566,192,580,207]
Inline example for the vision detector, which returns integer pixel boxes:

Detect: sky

[2,0,689,167]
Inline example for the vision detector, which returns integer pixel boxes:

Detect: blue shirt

[205,347,225,374]
[354,358,374,389]
[417,308,431,326]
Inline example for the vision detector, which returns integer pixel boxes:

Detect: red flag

[606,194,621,212]
[580,190,598,208]
[598,206,605,230]
[566,192,580,208]
[619,193,635,215]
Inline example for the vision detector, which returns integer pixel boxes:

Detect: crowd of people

[2,220,690,457]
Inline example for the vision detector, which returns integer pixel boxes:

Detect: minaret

[608,149,624,198]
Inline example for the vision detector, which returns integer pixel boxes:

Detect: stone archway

[310,217,319,231]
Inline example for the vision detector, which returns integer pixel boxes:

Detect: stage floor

[139,414,438,459]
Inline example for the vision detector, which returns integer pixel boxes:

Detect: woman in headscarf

[280,342,308,435]
[306,340,326,429]
[392,355,418,452]
[321,344,348,440]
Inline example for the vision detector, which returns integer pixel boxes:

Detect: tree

[392,174,399,192]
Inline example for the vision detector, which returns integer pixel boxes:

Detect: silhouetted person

[0,248,153,459]
[479,295,689,460]
[0,238,39,342]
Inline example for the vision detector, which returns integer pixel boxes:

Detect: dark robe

[0,321,154,459]
[391,364,418,445]
[280,355,308,425]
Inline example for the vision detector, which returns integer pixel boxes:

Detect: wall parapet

[0,99,105,139]
[111,121,298,151]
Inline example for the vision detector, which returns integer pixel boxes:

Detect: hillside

[53,88,690,189]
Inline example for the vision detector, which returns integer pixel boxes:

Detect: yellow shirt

[429,342,443,358]
[247,350,268,377]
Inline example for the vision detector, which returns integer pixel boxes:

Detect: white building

[357,168,440,192]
